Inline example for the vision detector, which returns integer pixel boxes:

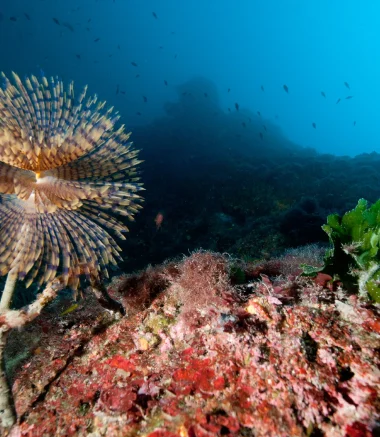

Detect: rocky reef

[3,249,380,437]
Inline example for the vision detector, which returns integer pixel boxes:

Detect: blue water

[1,0,378,156]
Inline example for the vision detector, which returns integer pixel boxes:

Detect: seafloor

[3,249,379,437]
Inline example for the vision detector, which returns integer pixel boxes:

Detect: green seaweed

[304,198,380,302]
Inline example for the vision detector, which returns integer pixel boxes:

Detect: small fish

[228,88,230,93]
[136,112,142,115]
[120,91,126,95]
[88,18,91,23]
[242,122,246,128]
[159,46,164,49]
[257,111,261,116]
[94,37,100,42]
[345,95,353,99]
[116,84,119,94]
[204,93,208,97]
[131,61,138,67]
[60,303,79,317]
[24,13,31,20]
[136,74,140,78]
[152,12,158,19]
[283,84,289,93]
[312,122,316,129]
[259,132,263,140]
[235,102,239,111]
[62,22,74,32]
[344,81,350,89]
[75,54,81,59]
[353,121,356,126]
[228,108,231,112]
[336,98,341,104]
[154,212,164,230]
[321,91,326,97]
[117,44,120,49]
[53,17,60,25]
[10,16,17,22]
[164,80,168,86]
[263,125,267,131]
[261,85,264,91]
[143,96,147,102]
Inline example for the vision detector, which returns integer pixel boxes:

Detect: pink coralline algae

[3,249,380,437]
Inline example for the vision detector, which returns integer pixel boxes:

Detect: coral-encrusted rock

[3,250,380,437]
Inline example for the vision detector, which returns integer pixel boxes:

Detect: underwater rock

[4,250,379,437]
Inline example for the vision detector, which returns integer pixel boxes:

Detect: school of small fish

[3,3,358,140]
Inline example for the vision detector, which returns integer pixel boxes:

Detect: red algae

[2,250,379,437]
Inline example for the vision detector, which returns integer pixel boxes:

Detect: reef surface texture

[3,250,380,437]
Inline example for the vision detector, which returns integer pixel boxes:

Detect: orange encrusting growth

[0,72,144,290]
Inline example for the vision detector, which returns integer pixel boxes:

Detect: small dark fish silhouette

[117,44,120,49]
[94,38,100,42]
[283,84,289,93]
[174,54,177,59]
[345,95,353,99]
[204,93,208,97]
[257,111,261,116]
[53,17,60,25]
[242,122,246,128]
[228,108,231,112]
[88,18,91,23]
[116,84,119,95]
[164,80,168,86]
[62,22,74,32]
[76,54,81,59]
[235,102,239,111]
[263,125,267,131]
[312,122,316,129]
[143,96,147,102]
[321,91,326,97]
[353,121,356,126]
[24,13,31,20]
[120,91,126,95]
[136,112,142,115]
[259,132,263,140]
[228,88,230,93]
[10,16,17,22]
[131,62,138,67]
[261,85,264,91]
[344,81,350,89]
[152,12,158,19]
[136,74,140,78]
[336,98,341,104]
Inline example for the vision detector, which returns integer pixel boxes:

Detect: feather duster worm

[0,73,144,428]
[0,72,144,294]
